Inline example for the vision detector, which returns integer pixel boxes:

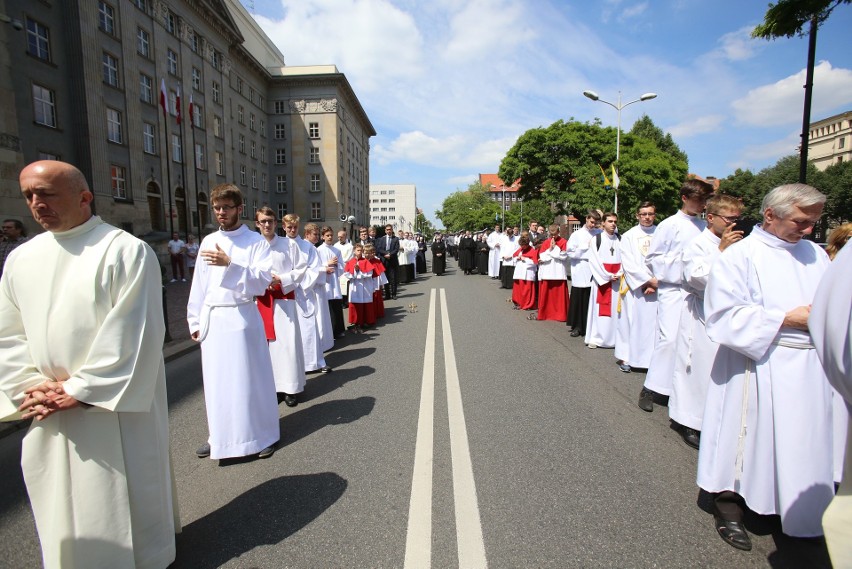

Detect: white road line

[404,288,437,569]
[440,288,488,569]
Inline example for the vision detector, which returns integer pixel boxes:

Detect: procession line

[440,288,488,569]
[403,288,436,569]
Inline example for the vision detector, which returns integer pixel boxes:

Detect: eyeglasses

[213,205,238,212]
[714,214,741,224]
[256,219,275,225]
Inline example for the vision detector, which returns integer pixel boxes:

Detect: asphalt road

[0,260,833,568]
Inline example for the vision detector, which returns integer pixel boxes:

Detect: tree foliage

[497,118,689,222]
[752,0,850,38]
[435,182,501,231]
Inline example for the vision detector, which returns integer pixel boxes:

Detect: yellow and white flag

[612,165,620,189]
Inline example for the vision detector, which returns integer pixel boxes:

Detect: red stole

[256,283,295,340]
[596,263,622,317]
[538,237,566,253]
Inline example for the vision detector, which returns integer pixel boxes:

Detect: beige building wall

[369,184,417,234]
[808,110,852,171]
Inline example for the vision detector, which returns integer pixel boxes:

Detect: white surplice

[265,235,308,395]
[333,240,354,298]
[585,232,623,348]
[188,224,279,459]
[500,234,520,266]
[0,216,178,569]
[811,243,852,565]
[318,242,344,301]
[486,231,502,277]
[614,224,657,368]
[567,226,595,288]
[697,226,837,537]
[293,236,331,371]
[643,211,705,395]
[669,228,722,430]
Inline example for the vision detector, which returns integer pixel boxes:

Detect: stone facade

[808,110,851,172]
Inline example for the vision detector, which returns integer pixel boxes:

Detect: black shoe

[258,443,277,459]
[681,427,700,449]
[570,329,581,337]
[283,393,297,407]
[638,388,654,412]
[319,366,332,373]
[713,516,752,551]
[196,443,211,458]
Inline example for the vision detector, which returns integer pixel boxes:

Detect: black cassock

[458,236,476,272]
[431,240,447,275]
[416,241,427,274]
[476,241,489,275]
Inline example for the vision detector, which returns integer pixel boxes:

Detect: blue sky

[244,0,852,223]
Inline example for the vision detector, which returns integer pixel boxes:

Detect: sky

[243,0,852,224]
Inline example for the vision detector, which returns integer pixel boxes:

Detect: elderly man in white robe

[614,202,657,373]
[486,225,502,279]
[638,178,714,412]
[668,195,743,450]
[255,207,308,408]
[285,216,333,374]
[811,242,852,566]
[585,213,622,349]
[0,161,178,568]
[189,184,279,461]
[697,184,840,552]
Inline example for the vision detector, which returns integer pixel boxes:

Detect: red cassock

[512,245,539,310]
[595,262,622,317]
[345,257,376,325]
[369,258,385,322]
[536,237,569,322]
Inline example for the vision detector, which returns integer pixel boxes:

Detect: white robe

[318,242,344,301]
[265,235,308,395]
[500,234,520,266]
[334,240,354,297]
[187,224,279,459]
[537,239,569,281]
[643,211,705,395]
[697,226,836,537]
[486,231,502,277]
[614,224,657,368]
[585,232,623,348]
[669,228,722,430]
[293,237,331,371]
[567,226,595,288]
[0,216,178,569]
[404,238,418,277]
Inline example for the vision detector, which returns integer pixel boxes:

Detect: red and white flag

[175,85,182,124]
[188,93,194,126]
[159,79,168,115]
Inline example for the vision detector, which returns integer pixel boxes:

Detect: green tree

[435,182,501,231]
[629,114,688,165]
[414,209,435,239]
[498,119,688,221]
[819,160,852,222]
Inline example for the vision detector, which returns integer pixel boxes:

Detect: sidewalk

[0,279,198,439]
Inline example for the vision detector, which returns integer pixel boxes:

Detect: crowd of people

[1,159,850,567]
[441,179,851,559]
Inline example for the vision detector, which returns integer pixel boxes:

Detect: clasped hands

[18,380,81,421]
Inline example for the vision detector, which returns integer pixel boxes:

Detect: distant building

[0,0,375,238]
[479,173,519,211]
[369,184,417,233]
[808,110,851,171]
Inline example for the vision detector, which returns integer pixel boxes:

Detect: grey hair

[761,184,826,218]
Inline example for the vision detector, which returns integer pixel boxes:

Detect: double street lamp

[583,90,657,212]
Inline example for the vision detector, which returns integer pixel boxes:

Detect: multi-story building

[369,184,417,233]
[0,0,374,238]
[479,173,519,212]
[808,110,851,171]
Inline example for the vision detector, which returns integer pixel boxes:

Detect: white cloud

[732,61,852,127]
[443,0,535,62]
[373,131,467,166]
[447,174,478,186]
[716,26,761,61]
[666,114,725,138]
[729,130,800,170]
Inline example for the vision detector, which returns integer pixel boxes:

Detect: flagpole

[176,86,189,241]
[160,79,175,236]
[189,94,202,243]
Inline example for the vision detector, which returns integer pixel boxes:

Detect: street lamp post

[583,90,657,213]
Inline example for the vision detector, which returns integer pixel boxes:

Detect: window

[212,81,220,104]
[134,0,147,11]
[211,50,221,70]
[26,18,50,61]
[38,152,59,161]
[238,134,245,154]
[239,165,246,185]
[192,104,203,128]
[310,202,322,220]
[276,175,287,193]
[259,119,265,135]
[237,105,244,124]
[250,113,255,131]
[249,86,255,103]
[195,143,205,169]
[165,10,176,35]
[190,31,199,53]
[213,115,222,137]
[274,124,285,139]
[167,49,178,76]
[275,148,286,165]
[143,123,156,154]
[98,2,115,35]
[250,141,256,159]
[106,108,122,143]
[236,76,243,94]
[139,74,153,103]
[277,203,288,219]
[274,100,286,114]
[260,146,266,163]
[192,67,201,91]
[171,134,182,163]
[252,169,257,188]
[840,138,846,149]
[102,52,119,87]
[110,165,127,199]
[169,90,177,115]
[33,84,56,127]
[309,122,320,138]
[137,28,150,57]
[215,152,224,175]
[309,147,320,164]
[261,173,267,193]
[310,174,321,192]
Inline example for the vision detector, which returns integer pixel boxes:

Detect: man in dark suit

[357,226,373,247]
[375,224,400,299]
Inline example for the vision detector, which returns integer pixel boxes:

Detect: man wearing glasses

[698,184,840,552]
[668,194,744,451]
[188,184,279,460]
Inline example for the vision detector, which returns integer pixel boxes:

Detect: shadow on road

[172,472,347,568]
[282,396,376,448]
[303,365,375,402]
